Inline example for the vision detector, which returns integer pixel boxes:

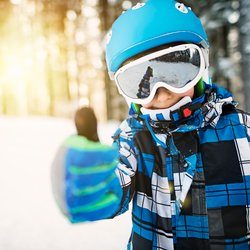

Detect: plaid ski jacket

[113,84,250,250]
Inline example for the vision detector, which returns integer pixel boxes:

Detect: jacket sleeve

[112,119,138,215]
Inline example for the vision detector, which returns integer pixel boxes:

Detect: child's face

[142,87,194,109]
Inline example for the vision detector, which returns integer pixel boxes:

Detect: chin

[151,105,171,109]
[143,100,177,109]
[157,102,175,109]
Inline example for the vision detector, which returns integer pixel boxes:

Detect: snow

[0,116,131,250]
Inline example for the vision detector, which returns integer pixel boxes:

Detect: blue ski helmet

[105,0,209,75]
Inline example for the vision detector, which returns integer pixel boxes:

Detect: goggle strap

[129,103,141,115]
[194,79,205,98]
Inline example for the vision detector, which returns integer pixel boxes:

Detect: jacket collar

[140,96,193,121]
[129,84,237,131]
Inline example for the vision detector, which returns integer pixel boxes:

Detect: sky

[0,116,131,250]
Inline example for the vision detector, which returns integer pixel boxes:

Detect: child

[52,1,250,249]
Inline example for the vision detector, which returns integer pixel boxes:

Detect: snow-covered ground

[0,116,131,250]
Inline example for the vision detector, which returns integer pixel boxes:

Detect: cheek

[177,88,194,99]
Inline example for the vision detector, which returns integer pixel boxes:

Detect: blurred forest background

[0,0,249,122]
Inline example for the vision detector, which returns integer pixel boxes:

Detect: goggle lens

[115,44,205,104]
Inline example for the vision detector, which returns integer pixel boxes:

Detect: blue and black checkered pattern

[113,85,250,249]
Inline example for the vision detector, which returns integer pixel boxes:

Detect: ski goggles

[114,44,206,105]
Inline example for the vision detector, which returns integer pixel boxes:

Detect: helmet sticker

[132,2,146,10]
[175,3,188,14]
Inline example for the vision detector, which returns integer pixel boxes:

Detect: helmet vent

[175,3,188,14]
